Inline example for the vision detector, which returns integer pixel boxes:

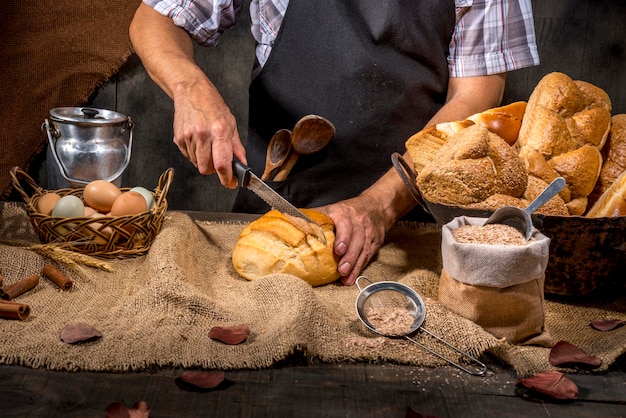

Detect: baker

[129,0,540,285]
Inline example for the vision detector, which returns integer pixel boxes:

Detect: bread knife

[232,158,327,245]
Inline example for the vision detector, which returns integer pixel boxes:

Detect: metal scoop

[484,177,566,240]
[355,277,487,376]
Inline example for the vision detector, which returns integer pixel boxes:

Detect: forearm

[129,3,219,104]
[359,73,508,227]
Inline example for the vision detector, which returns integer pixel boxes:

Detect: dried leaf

[208,324,250,345]
[549,340,602,368]
[590,319,625,332]
[516,370,578,400]
[105,401,150,418]
[176,370,226,392]
[405,406,440,418]
[60,323,103,344]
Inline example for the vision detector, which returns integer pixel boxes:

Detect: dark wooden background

[32,0,626,212]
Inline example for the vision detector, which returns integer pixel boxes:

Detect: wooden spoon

[261,129,292,181]
[273,115,336,181]
[291,115,336,155]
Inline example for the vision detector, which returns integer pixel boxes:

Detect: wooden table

[1,356,624,417]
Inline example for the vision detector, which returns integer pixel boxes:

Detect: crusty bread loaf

[516,72,611,215]
[416,124,527,205]
[232,209,340,286]
[589,114,626,206]
[586,169,626,218]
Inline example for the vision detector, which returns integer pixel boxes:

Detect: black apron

[232,0,456,213]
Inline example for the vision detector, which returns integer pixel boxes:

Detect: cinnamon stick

[42,264,73,291]
[0,274,39,300]
[0,300,31,320]
[0,270,3,287]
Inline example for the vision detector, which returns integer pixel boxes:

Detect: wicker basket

[10,166,173,258]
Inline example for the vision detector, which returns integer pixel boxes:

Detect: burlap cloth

[0,203,624,376]
[0,0,142,198]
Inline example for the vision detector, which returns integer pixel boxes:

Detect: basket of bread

[10,166,173,258]
[402,72,626,297]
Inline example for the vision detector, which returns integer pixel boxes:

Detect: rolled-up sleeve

[143,0,244,46]
[449,0,540,77]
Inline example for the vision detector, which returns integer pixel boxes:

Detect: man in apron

[129,0,539,285]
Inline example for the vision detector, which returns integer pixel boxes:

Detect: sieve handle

[404,328,488,376]
[355,276,372,292]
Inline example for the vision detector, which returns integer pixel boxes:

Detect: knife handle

[232,158,251,188]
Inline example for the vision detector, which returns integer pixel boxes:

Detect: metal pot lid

[49,107,128,124]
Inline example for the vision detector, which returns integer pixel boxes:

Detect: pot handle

[391,152,430,214]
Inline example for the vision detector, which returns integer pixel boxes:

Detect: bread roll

[522,176,569,216]
[467,101,527,145]
[232,209,340,287]
[517,72,611,215]
[405,125,453,172]
[547,144,602,197]
[416,124,527,205]
[586,169,626,218]
[590,114,626,205]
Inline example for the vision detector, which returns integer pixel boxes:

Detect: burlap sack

[438,216,553,346]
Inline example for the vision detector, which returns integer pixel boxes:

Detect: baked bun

[516,72,611,215]
[589,114,626,206]
[467,101,527,145]
[416,124,527,206]
[523,176,569,216]
[232,209,340,286]
[586,169,626,218]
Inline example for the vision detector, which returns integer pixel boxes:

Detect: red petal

[60,323,103,344]
[590,319,625,332]
[405,406,440,418]
[549,340,602,368]
[105,401,149,418]
[179,370,225,389]
[208,324,250,344]
[516,370,578,400]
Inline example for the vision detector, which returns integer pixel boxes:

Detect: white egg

[130,186,156,210]
[52,195,85,218]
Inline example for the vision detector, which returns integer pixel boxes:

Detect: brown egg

[84,206,98,217]
[83,180,122,212]
[110,191,148,216]
[36,192,62,215]
[88,212,114,245]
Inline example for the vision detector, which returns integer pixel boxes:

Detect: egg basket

[10,166,173,259]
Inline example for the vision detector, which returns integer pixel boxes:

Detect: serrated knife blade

[232,158,327,245]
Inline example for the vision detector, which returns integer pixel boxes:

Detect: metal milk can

[43,107,134,188]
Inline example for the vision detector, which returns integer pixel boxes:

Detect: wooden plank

[1,359,624,417]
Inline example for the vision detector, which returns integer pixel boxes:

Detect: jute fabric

[0,203,624,376]
[0,0,142,198]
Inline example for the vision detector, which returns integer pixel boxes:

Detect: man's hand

[319,195,388,286]
[172,83,246,188]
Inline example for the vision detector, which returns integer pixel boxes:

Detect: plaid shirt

[144,0,539,77]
